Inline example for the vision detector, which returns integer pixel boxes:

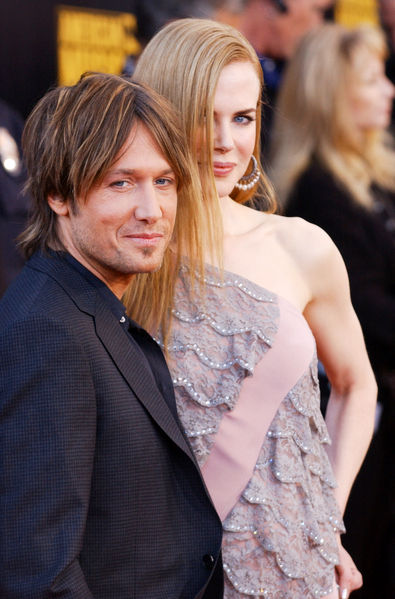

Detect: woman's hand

[335,540,363,598]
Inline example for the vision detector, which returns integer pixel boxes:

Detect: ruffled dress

[158,264,345,598]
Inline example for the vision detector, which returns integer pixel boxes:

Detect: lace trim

[160,265,280,462]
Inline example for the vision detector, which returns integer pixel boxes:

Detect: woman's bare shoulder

[264,213,336,265]
[269,214,353,312]
[223,209,347,311]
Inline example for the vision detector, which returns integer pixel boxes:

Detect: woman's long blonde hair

[125,18,276,340]
[270,23,395,209]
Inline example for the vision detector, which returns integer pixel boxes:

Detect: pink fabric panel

[201,296,315,521]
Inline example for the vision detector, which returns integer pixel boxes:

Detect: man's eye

[110,180,128,188]
[155,177,174,186]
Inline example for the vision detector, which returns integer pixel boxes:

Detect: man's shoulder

[0,253,90,330]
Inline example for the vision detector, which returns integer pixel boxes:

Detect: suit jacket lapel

[28,252,195,461]
[94,300,194,458]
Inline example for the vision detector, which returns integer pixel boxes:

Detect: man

[123,0,233,76]
[237,0,333,61]
[0,73,223,599]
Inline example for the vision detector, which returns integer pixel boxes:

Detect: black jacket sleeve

[0,315,96,598]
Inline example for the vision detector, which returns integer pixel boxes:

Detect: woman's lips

[213,162,235,177]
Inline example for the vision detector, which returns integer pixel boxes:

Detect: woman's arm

[302,228,376,597]
[287,166,395,371]
[303,230,377,514]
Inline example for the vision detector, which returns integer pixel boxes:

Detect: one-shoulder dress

[157,264,345,598]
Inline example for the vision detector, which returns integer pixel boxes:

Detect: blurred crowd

[1,1,394,598]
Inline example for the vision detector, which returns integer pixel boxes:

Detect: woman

[270,24,395,598]
[126,19,377,599]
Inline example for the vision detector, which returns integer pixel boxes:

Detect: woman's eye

[234,115,253,124]
[364,75,378,85]
[361,70,382,85]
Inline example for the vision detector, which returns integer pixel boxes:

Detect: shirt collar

[61,252,134,332]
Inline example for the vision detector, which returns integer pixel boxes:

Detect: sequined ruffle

[160,263,279,461]
[160,264,345,598]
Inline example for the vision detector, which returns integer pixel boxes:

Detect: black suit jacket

[0,251,223,599]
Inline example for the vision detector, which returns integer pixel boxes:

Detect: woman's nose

[214,122,234,153]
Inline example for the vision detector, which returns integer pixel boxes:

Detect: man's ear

[47,194,70,216]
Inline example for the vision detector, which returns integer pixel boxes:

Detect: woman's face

[347,46,394,132]
[212,61,260,200]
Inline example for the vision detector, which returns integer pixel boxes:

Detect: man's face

[50,123,177,297]
[277,0,333,58]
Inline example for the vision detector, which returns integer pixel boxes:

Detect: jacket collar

[27,250,98,316]
[27,250,195,460]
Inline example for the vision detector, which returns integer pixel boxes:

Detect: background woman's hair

[270,23,395,209]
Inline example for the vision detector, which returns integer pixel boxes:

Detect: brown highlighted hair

[20,72,206,340]
[20,72,200,257]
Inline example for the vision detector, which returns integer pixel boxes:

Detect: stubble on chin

[141,246,156,257]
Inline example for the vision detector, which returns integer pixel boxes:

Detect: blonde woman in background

[125,18,377,599]
[270,24,395,599]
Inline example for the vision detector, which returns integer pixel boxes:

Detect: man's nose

[134,185,162,223]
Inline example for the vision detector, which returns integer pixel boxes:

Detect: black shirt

[63,252,178,418]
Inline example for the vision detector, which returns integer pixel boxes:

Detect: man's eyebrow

[156,168,176,175]
[105,168,134,176]
[105,168,176,176]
